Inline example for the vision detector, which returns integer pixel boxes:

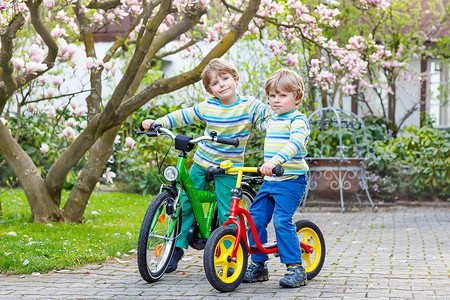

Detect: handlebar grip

[205,166,226,182]
[136,131,158,137]
[273,165,284,176]
[216,137,239,148]
[138,122,161,131]
[255,165,284,177]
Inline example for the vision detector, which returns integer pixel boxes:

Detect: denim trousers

[175,163,237,249]
[247,175,307,265]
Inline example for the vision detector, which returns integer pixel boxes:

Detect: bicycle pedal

[250,242,277,252]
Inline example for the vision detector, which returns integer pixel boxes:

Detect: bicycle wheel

[137,192,181,282]
[241,183,255,211]
[296,219,326,280]
[203,226,248,292]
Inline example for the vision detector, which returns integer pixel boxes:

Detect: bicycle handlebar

[137,122,240,150]
[206,164,284,182]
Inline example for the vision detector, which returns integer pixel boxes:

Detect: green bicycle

[136,124,255,283]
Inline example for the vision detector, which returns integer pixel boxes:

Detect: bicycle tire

[296,219,326,280]
[137,192,181,282]
[203,226,248,292]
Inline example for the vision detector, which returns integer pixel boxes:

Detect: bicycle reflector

[163,166,179,182]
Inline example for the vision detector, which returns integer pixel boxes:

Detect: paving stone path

[1,206,449,299]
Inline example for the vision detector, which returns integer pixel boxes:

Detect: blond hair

[201,58,240,94]
[265,68,305,104]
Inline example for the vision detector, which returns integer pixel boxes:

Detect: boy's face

[268,89,298,115]
[208,72,239,104]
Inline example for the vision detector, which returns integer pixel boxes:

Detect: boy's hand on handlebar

[140,119,156,130]
[260,162,277,176]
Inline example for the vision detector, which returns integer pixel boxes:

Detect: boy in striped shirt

[141,58,271,272]
[243,68,310,288]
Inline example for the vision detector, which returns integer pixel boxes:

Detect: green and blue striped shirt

[258,110,310,181]
[156,95,271,168]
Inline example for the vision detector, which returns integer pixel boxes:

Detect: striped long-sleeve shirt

[156,95,271,168]
[258,110,310,181]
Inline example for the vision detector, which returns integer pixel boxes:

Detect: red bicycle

[203,161,326,292]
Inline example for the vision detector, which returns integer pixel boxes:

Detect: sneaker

[165,247,184,273]
[243,261,269,283]
[279,264,307,288]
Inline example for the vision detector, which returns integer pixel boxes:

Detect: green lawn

[0,188,151,275]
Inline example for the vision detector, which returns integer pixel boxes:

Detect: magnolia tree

[0,0,392,223]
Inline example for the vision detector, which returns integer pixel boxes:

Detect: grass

[0,187,151,275]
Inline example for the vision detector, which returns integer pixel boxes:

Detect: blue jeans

[247,175,307,265]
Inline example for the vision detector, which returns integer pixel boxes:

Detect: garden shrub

[367,123,449,201]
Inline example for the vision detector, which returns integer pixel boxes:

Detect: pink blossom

[248,22,260,35]
[300,14,315,23]
[93,12,103,24]
[73,106,87,117]
[68,21,78,34]
[12,58,24,70]
[130,5,142,16]
[43,0,54,10]
[44,106,56,119]
[0,1,8,10]
[26,61,47,74]
[44,87,55,98]
[102,167,116,184]
[86,57,94,69]
[57,39,77,61]
[80,120,87,129]
[269,40,286,57]
[343,84,356,95]
[52,76,63,87]
[125,137,136,149]
[310,59,320,68]
[165,14,175,24]
[0,117,6,125]
[29,44,45,63]
[51,24,67,38]
[66,118,76,127]
[322,39,338,49]
[62,127,76,139]
[104,61,113,72]
[157,23,169,34]
[40,143,49,155]
[331,62,341,71]
[56,10,66,20]
[70,99,77,110]
[286,53,298,66]
[27,103,37,113]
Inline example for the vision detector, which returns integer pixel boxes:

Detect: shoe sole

[279,279,307,288]
[243,275,269,283]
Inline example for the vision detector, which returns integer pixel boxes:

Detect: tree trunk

[0,123,62,222]
[388,73,396,134]
[62,126,118,222]
[420,57,427,127]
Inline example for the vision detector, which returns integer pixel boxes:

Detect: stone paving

[1,206,449,299]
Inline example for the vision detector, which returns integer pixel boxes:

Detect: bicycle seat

[250,241,277,251]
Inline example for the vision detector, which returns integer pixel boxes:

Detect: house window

[429,61,449,127]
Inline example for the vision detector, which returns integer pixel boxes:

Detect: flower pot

[305,157,364,199]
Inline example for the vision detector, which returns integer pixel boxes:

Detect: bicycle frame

[222,165,314,261]
[175,155,217,240]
